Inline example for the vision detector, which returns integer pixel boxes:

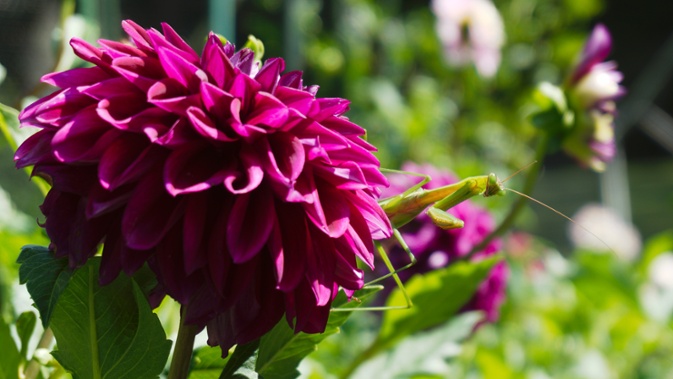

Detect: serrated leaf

[374,255,501,353]
[49,258,172,379]
[16,311,37,360]
[17,245,72,327]
[0,316,20,379]
[220,340,259,379]
[254,286,382,379]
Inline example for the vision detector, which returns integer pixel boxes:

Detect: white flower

[568,203,641,261]
[431,0,505,77]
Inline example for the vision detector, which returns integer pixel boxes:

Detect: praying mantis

[332,168,512,312]
[333,163,610,312]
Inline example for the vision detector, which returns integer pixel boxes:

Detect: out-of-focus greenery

[1,0,672,378]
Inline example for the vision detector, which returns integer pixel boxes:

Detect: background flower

[15,20,392,353]
[431,0,505,78]
[379,162,507,322]
[563,24,625,172]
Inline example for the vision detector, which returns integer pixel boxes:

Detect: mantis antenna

[505,186,617,255]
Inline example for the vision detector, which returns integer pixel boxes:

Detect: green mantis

[332,169,511,312]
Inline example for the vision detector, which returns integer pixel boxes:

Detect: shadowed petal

[226,185,274,263]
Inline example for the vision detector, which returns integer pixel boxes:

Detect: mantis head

[483,173,506,197]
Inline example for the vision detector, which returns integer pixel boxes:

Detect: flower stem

[167,307,198,379]
[23,327,54,379]
[465,135,550,260]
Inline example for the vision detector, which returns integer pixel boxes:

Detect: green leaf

[0,316,21,379]
[220,340,260,379]
[49,258,172,379]
[375,255,501,353]
[17,245,72,327]
[353,312,484,378]
[0,102,21,151]
[16,311,37,360]
[190,346,230,379]
[254,286,382,379]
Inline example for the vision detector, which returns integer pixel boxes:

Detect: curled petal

[226,185,274,263]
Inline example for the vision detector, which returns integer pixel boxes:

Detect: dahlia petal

[99,39,148,59]
[96,91,148,126]
[98,135,166,190]
[147,26,200,64]
[279,70,303,89]
[340,205,376,268]
[223,144,264,194]
[52,107,122,162]
[99,231,124,285]
[304,179,350,238]
[14,129,56,168]
[207,197,234,295]
[320,115,366,136]
[311,98,350,121]
[164,143,229,195]
[273,85,315,115]
[226,186,274,263]
[148,79,201,116]
[42,67,110,88]
[247,92,289,129]
[292,279,332,331]
[259,132,305,187]
[110,56,164,92]
[183,192,209,274]
[122,171,185,250]
[350,190,393,240]
[227,73,261,111]
[151,227,203,303]
[199,81,234,122]
[228,98,266,139]
[314,161,368,191]
[255,58,284,93]
[20,88,94,128]
[41,190,108,267]
[34,164,98,196]
[201,34,236,88]
[230,49,255,76]
[70,38,111,68]
[86,183,133,218]
[121,19,154,52]
[156,46,208,91]
[186,106,237,142]
[152,117,200,147]
[82,77,141,101]
[269,201,308,291]
[161,22,200,63]
[333,245,365,290]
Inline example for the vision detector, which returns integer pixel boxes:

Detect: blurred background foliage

[1,0,672,378]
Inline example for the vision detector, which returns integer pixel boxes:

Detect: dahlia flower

[15,20,392,352]
[431,0,505,78]
[380,162,507,322]
[564,24,624,172]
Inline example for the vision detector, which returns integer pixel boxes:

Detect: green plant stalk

[464,134,550,260]
[23,327,54,379]
[167,306,198,379]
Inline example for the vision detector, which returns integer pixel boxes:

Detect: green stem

[23,327,54,379]
[167,306,198,379]
[464,135,550,260]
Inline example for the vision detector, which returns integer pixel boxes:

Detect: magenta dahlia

[380,162,507,322]
[15,20,392,351]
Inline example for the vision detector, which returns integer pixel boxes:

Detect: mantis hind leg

[332,229,415,312]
